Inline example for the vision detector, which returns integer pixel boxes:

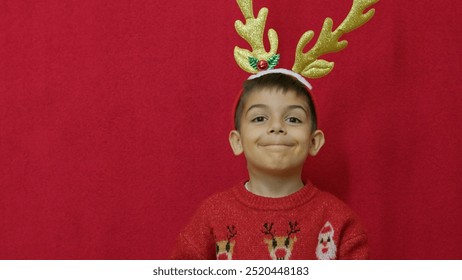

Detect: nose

[268,120,286,135]
[275,248,287,260]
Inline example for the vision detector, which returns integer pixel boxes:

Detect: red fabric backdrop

[1,0,461,259]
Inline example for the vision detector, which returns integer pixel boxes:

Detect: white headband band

[247,68,313,91]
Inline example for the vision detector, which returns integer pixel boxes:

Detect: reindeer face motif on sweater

[215,226,237,260]
[262,222,300,260]
[316,221,337,260]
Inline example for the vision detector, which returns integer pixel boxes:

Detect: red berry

[257,60,269,70]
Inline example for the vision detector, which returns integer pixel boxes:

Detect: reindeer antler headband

[234,0,378,89]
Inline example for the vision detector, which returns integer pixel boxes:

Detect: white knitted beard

[316,238,337,260]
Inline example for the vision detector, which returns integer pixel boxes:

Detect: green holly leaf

[267,54,280,70]
[248,57,259,71]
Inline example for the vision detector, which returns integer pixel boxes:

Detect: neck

[246,169,304,198]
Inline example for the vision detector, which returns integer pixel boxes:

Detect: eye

[251,116,266,122]
[286,117,302,123]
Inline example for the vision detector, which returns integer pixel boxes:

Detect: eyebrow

[245,104,309,115]
[245,104,268,115]
[287,105,309,114]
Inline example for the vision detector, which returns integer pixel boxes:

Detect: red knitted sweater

[171,181,369,260]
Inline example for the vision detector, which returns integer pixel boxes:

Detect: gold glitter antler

[234,0,279,73]
[292,0,378,79]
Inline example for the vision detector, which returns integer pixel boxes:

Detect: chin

[260,164,300,175]
[248,156,305,175]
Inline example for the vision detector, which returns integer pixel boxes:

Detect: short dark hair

[234,73,318,131]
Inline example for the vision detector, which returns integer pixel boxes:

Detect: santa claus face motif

[316,221,337,260]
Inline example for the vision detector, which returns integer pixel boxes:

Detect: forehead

[242,87,310,112]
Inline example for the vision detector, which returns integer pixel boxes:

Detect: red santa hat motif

[316,221,337,260]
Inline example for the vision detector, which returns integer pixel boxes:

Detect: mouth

[259,144,294,151]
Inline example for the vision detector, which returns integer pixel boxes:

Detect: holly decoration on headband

[234,0,378,78]
[249,54,280,71]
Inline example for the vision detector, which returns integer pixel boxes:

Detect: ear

[308,130,325,156]
[229,130,244,155]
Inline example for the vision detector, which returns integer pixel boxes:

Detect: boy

[170,71,369,260]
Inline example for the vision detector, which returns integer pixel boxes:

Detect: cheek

[292,130,311,146]
[240,129,262,144]
[295,136,312,156]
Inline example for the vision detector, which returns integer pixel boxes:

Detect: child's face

[229,88,324,175]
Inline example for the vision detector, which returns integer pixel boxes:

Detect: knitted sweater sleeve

[336,209,370,260]
[338,233,369,259]
[170,200,216,260]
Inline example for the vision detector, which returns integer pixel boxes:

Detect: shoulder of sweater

[313,187,366,233]
[205,185,235,200]
[311,187,359,216]
[195,185,238,210]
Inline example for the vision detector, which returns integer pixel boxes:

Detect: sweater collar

[232,180,318,210]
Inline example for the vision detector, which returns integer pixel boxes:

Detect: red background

[1,0,461,259]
